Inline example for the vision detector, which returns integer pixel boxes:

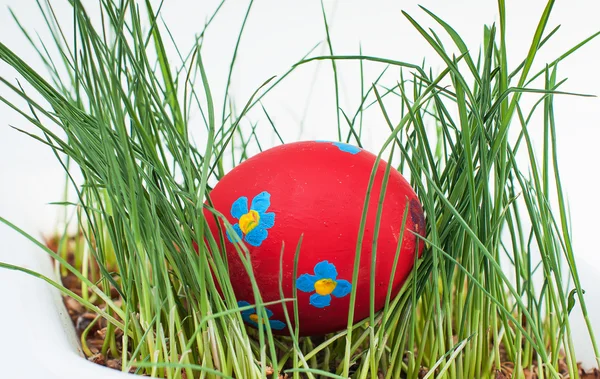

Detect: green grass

[1,0,599,378]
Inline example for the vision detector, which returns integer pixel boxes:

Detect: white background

[0,0,599,373]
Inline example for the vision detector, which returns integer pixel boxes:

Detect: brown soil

[47,235,600,378]
[62,271,128,372]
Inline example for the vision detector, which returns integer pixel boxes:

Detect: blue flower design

[296,260,352,308]
[237,301,286,330]
[315,140,361,155]
[227,191,275,247]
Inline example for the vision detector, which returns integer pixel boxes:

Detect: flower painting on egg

[238,301,286,330]
[296,261,352,308]
[316,140,362,155]
[227,191,275,247]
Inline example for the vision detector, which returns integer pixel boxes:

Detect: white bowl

[0,231,131,378]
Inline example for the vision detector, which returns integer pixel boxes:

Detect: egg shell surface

[205,141,425,336]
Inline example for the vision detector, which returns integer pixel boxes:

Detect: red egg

[205,141,425,336]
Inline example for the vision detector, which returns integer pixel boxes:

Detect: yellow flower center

[239,210,260,234]
[249,314,262,324]
[314,278,337,295]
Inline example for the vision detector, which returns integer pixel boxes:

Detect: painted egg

[205,141,425,336]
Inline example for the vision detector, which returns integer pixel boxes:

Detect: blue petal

[269,320,286,330]
[250,191,271,213]
[237,301,255,319]
[259,212,275,229]
[309,293,331,308]
[231,197,249,219]
[313,260,338,280]
[226,224,244,244]
[331,279,352,298]
[245,225,268,247]
[333,142,361,155]
[262,308,274,318]
[296,274,317,293]
[247,319,259,329]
